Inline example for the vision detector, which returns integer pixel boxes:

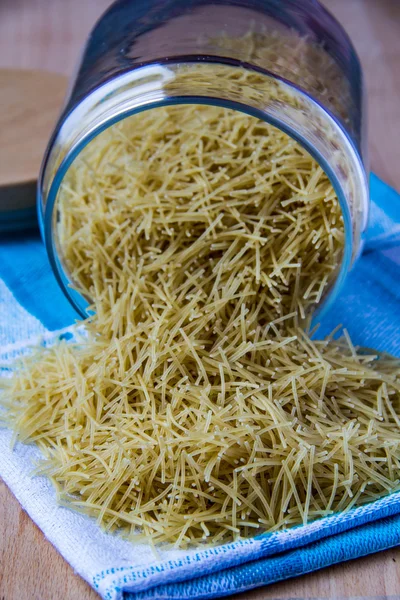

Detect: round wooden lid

[0,69,67,229]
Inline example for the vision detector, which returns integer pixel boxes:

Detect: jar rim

[38,59,367,321]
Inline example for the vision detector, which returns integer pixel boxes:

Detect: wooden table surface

[1,1,400,599]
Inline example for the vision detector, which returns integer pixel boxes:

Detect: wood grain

[0,69,67,218]
[0,69,67,189]
[1,1,400,599]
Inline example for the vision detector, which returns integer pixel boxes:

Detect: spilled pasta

[2,105,400,547]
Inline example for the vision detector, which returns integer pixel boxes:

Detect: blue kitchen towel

[127,512,400,600]
[0,173,400,600]
[0,230,78,331]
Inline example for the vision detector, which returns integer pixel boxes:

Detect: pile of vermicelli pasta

[2,104,400,548]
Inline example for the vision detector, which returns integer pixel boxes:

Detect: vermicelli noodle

[2,104,400,548]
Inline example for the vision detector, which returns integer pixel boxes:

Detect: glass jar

[38,0,369,318]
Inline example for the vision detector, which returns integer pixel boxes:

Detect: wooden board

[1,0,400,599]
[0,69,67,215]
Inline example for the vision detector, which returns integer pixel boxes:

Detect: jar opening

[50,100,350,324]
